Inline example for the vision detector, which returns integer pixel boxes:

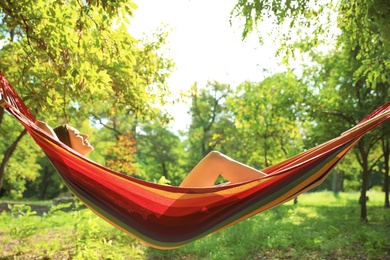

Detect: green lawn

[1,191,389,259]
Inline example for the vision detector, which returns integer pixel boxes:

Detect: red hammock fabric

[1,72,390,249]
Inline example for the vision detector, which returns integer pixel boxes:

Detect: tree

[302,44,387,221]
[106,133,138,175]
[136,121,185,185]
[231,0,390,89]
[0,0,174,193]
[24,156,68,200]
[381,125,390,208]
[227,73,309,169]
[232,0,390,220]
[186,81,234,167]
[0,0,173,117]
[0,116,42,199]
[337,0,390,87]
[88,114,139,175]
[0,128,26,191]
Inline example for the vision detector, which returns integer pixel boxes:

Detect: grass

[0,191,389,259]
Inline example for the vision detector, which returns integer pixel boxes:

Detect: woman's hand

[35,120,59,140]
[35,120,52,133]
[35,120,49,129]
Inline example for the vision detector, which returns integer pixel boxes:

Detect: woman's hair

[53,124,71,148]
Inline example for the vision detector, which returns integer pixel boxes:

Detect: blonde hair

[53,124,71,148]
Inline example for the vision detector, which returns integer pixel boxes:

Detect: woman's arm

[179,151,266,187]
[35,121,59,141]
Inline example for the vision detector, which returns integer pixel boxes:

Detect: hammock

[1,73,390,250]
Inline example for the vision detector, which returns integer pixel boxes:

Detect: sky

[129,0,285,131]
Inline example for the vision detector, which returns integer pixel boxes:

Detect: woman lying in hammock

[35,121,266,187]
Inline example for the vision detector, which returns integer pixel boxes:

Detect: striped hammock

[1,72,390,250]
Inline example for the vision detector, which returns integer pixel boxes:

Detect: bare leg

[179,151,266,187]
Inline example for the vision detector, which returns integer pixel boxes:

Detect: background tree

[0,119,41,199]
[136,120,185,185]
[227,73,309,169]
[24,156,68,200]
[89,111,138,164]
[186,81,233,168]
[302,44,387,221]
[232,0,390,220]
[380,123,390,208]
[106,133,138,175]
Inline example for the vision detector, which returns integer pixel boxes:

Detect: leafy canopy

[0,0,174,121]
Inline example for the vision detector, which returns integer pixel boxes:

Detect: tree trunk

[162,161,168,179]
[357,138,370,222]
[0,106,4,125]
[384,162,389,208]
[0,129,27,192]
[332,170,344,193]
[39,165,53,200]
[360,162,369,222]
[383,139,389,208]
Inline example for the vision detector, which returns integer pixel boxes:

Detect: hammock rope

[1,72,390,249]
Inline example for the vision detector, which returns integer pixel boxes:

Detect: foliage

[23,156,68,200]
[0,115,42,199]
[301,35,388,220]
[236,0,390,220]
[88,113,137,165]
[0,0,173,119]
[232,0,390,84]
[231,0,337,53]
[0,0,174,195]
[337,0,390,88]
[106,133,138,175]
[1,191,389,259]
[1,0,389,227]
[227,72,309,168]
[136,120,186,185]
[186,81,234,167]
